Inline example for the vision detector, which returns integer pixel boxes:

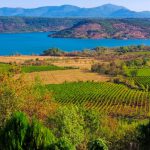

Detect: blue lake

[1,32,150,55]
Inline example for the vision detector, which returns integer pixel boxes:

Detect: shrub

[129,70,138,77]
[0,112,29,150]
[88,138,108,150]
[24,118,56,150]
[48,105,84,146]
[49,137,75,150]
[42,48,65,56]
[0,73,31,126]
[138,121,150,150]
[0,112,56,150]
[0,72,53,126]
[81,109,100,140]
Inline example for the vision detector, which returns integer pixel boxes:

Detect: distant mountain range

[0,4,150,18]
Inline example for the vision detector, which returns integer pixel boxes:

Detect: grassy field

[47,82,150,118]
[0,63,10,73]
[0,56,109,84]
[136,68,150,76]
[0,63,68,73]
[0,56,97,69]
[21,65,66,73]
[22,69,109,84]
[126,68,150,76]
[2,55,150,118]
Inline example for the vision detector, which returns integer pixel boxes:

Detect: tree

[24,118,56,150]
[0,112,29,150]
[0,71,53,127]
[81,109,100,140]
[42,48,65,56]
[118,46,129,53]
[88,138,108,150]
[8,65,22,74]
[48,105,84,146]
[138,121,150,150]
[0,112,56,150]
[130,70,138,77]
[49,137,75,150]
[94,47,107,55]
[0,73,29,126]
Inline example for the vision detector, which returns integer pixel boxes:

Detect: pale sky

[0,0,150,11]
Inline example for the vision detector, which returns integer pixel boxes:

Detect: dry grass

[0,55,55,63]
[1,55,109,84]
[20,69,109,84]
[52,59,95,69]
[0,55,98,69]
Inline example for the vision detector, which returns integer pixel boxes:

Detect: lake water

[1,32,150,55]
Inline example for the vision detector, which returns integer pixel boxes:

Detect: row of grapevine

[47,82,150,118]
[132,76,150,88]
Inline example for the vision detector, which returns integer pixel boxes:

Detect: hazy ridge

[0,4,150,18]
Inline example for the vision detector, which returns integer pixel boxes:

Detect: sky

[0,0,150,11]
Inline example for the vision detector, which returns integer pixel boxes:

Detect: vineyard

[47,82,150,118]
[132,76,150,88]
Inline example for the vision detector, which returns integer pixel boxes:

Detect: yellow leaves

[0,73,57,126]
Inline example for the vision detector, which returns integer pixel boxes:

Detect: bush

[49,137,75,150]
[0,73,31,126]
[0,112,56,150]
[138,121,150,150]
[81,109,100,140]
[88,138,108,150]
[0,112,29,150]
[48,105,84,146]
[24,118,56,150]
[0,72,53,126]
[42,48,65,56]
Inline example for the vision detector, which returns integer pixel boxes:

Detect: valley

[1,45,150,149]
[0,3,150,148]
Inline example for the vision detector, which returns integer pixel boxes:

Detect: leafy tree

[49,137,75,150]
[42,48,65,56]
[0,73,30,126]
[48,105,84,146]
[94,47,107,54]
[129,70,138,77]
[118,46,129,53]
[24,118,56,150]
[0,71,53,127]
[0,112,56,150]
[81,109,100,140]
[138,121,150,150]
[0,112,29,150]
[8,65,22,74]
[88,138,108,150]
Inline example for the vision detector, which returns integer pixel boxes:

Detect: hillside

[0,17,80,33]
[1,46,150,149]
[50,19,150,39]
[0,4,150,18]
[0,17,150,39]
